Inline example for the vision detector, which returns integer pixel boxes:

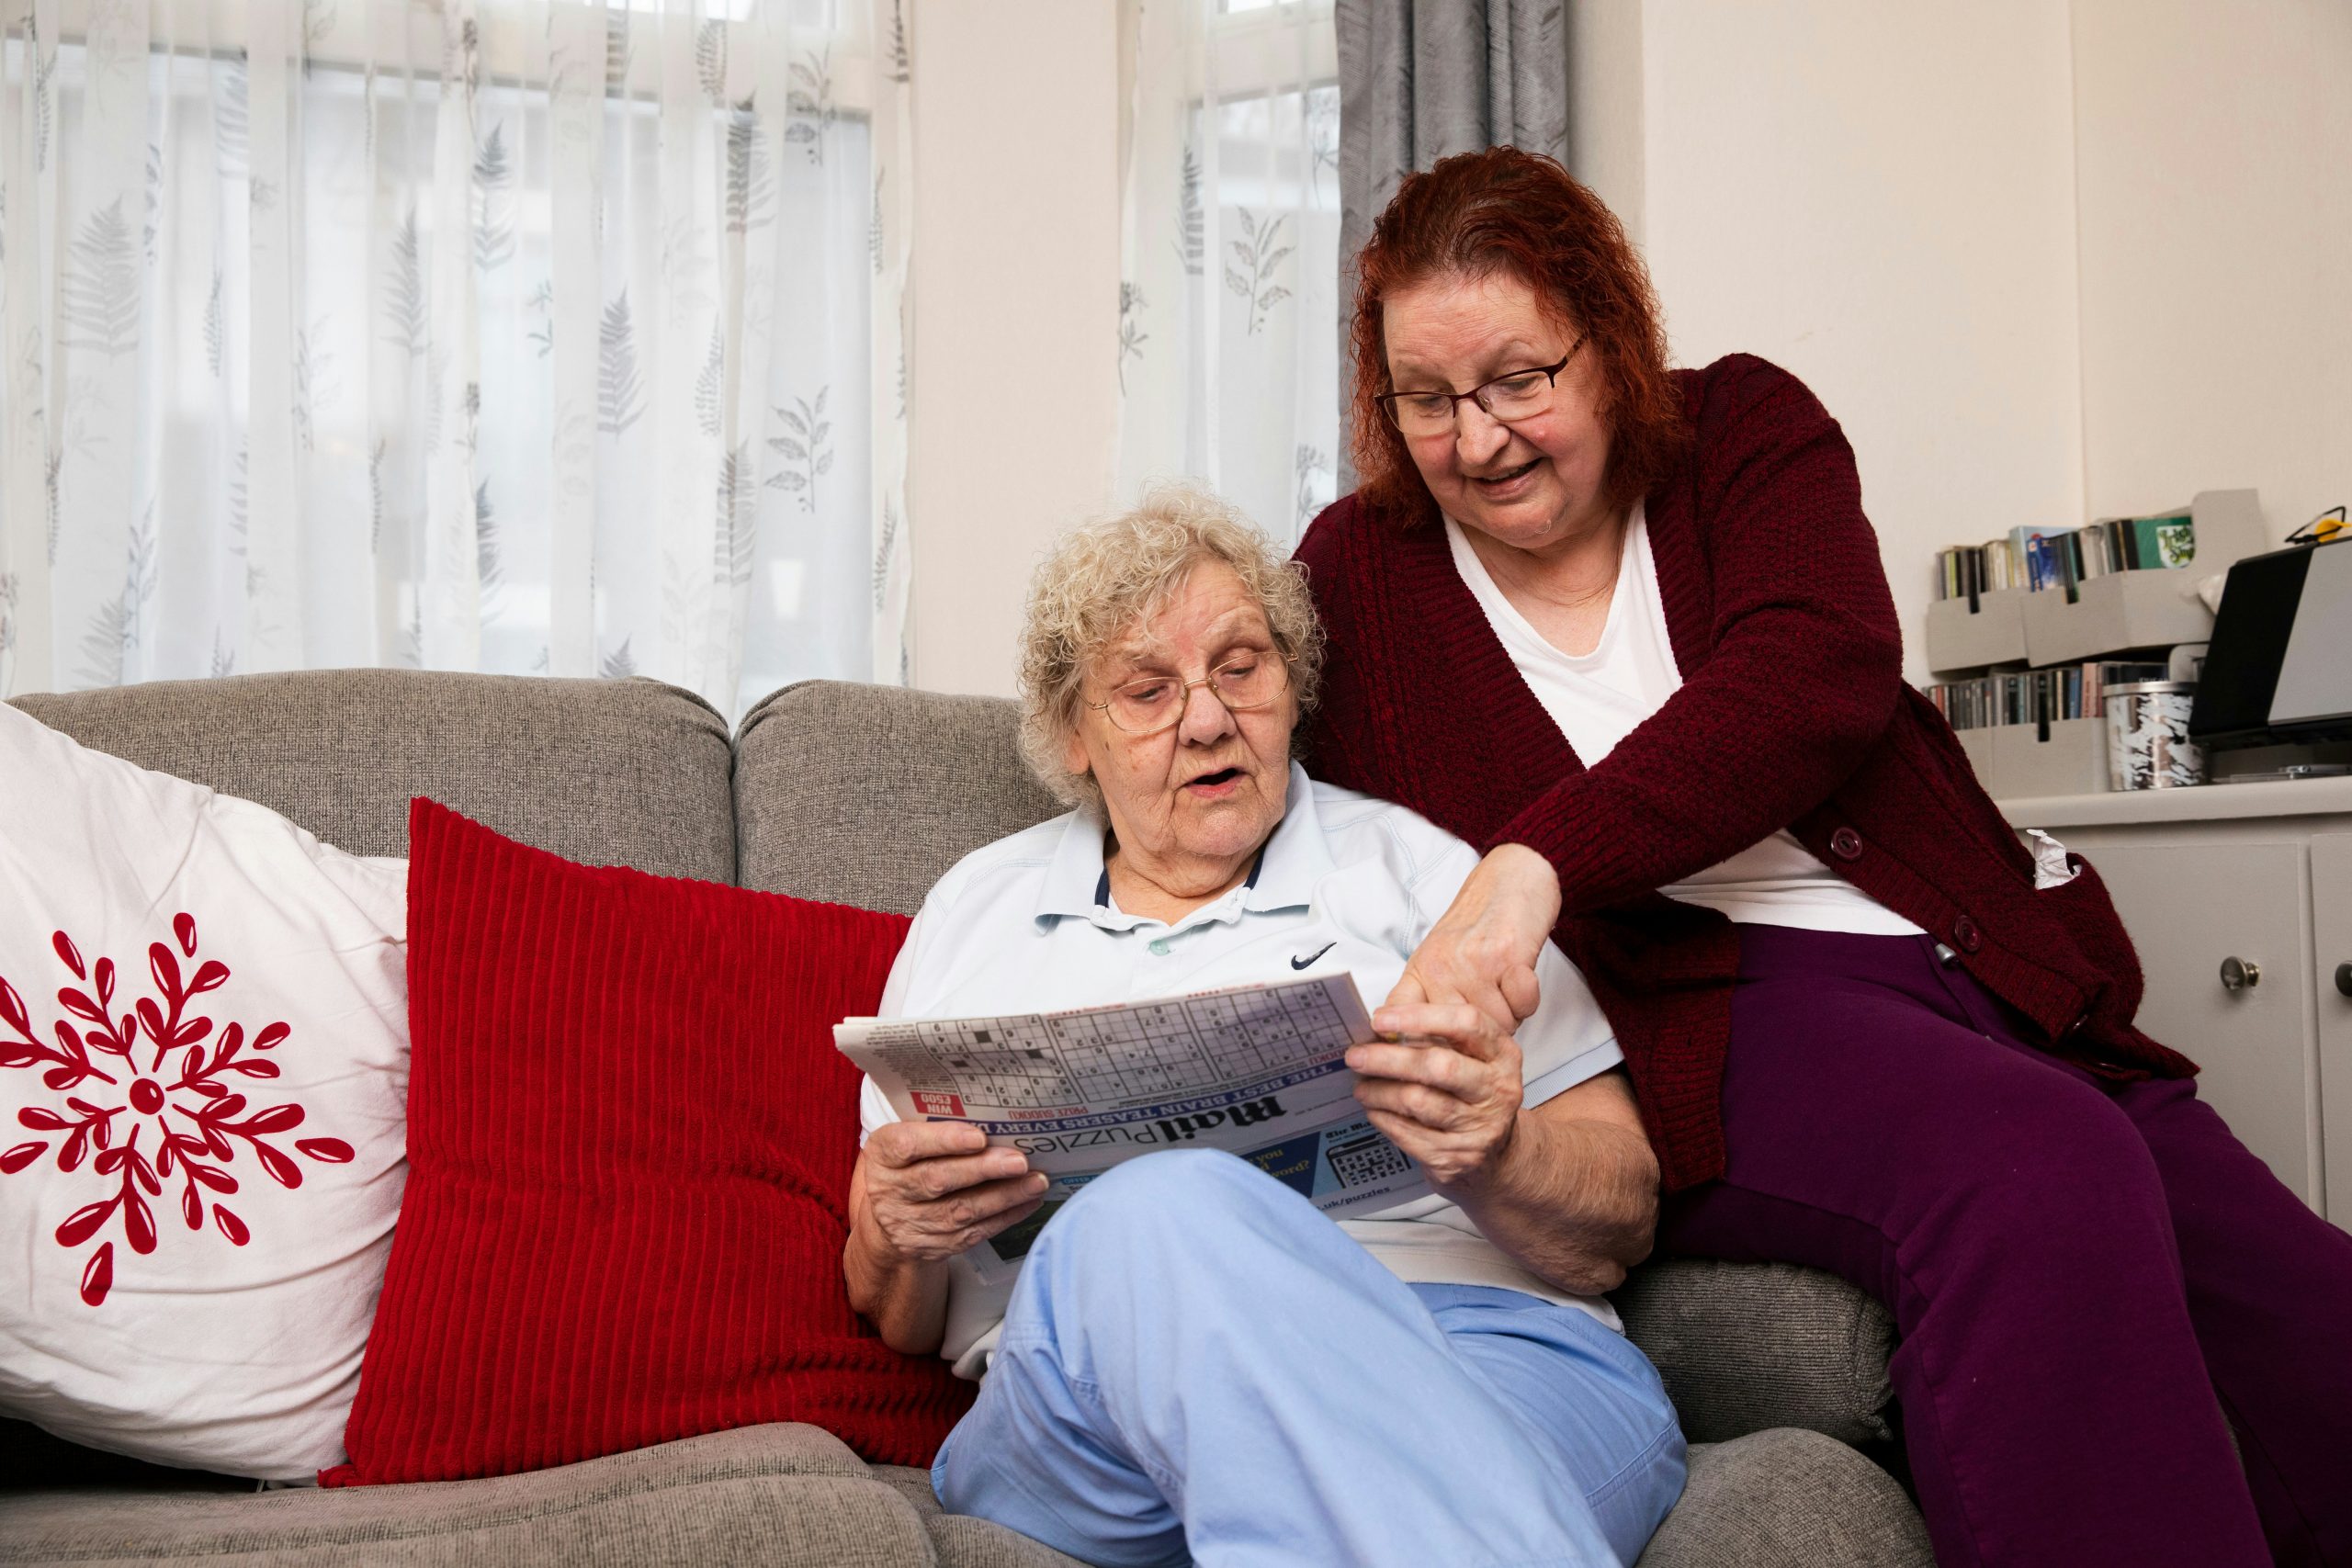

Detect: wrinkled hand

[1348,1001,1526,1194]
[855,1121,1047,1268]
[1388,844,1562,1032]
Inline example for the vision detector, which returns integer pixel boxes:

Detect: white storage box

[2019,568,2216,665]
[1988,718,2110,799]
[1956,727,1996,785]
[1950,719,2110,801]
[1925,588,2030,674]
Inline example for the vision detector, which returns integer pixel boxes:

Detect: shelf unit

[1927,489,2268,800]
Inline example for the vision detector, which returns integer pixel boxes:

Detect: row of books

[1928,661,2168,733]
[1934,513,2197,603]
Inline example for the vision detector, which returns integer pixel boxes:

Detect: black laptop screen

[2191,546,2312,745]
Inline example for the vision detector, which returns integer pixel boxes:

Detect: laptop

[2191,537,2352,748]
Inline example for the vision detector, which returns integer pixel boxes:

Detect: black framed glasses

[1374,335,1587,436]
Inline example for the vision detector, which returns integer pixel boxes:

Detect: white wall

[1567,0,1646,246]
[2069,0,2352,539]
[1619,1,2089,685]
[907,0,1124,697]
[1571,0,2352,685]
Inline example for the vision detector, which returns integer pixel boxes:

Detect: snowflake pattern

[0,914,353,1307]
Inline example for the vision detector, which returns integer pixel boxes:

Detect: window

[1118,0,1339,546]
[1,0,909,717]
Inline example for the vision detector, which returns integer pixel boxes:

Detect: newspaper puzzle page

[837,972,1430,1282]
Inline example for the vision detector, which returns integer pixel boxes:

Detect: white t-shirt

[1446,509,1922,936]
[861,763,1628,1379]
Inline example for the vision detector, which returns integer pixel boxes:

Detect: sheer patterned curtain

[1117,0,1340,547]
[0,0,915,717]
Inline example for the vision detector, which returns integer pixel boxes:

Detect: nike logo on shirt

[1291,942,1337,970]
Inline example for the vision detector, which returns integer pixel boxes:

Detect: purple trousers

[1657,924,2352,1568]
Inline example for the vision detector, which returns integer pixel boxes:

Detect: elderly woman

[1296,145,2352,1568]
[841,488,1685,1568]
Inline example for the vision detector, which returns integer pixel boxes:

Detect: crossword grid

[897,1016,1075,1109]
[891,983,1358,1111]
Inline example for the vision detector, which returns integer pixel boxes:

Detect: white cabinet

[2079,841,2315,1201]
[1996,778,2352,1227]
[2314,836,2352,1220]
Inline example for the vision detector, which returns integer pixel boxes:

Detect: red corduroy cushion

[322,799,970,1485]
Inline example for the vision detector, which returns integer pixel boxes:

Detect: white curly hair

[1016,484,1325,810]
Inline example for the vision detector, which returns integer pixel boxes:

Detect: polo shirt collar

[1242,762,1336,913]
[1033,761,1331,931]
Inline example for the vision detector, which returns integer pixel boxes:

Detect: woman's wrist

[1419,1105,1536,1213]
[842,1218,943,1332]
[1487,842,1563,930]
[1448,1107,1655,1295]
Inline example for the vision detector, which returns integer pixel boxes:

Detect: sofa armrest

[1613,1258,1896,1447]
[1635,1429,1931,1568]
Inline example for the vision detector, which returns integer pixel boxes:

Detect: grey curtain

[1336,0,1567,484]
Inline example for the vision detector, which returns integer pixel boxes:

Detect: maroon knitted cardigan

[1295,354,2194,1192]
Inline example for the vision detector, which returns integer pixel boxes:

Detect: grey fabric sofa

[0,671,1932,1568]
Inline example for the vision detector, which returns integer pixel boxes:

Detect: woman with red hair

[1297,145,2352,1568]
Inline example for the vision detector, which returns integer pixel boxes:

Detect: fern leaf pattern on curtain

[0,0,912,716]
[1117,0,1340,547]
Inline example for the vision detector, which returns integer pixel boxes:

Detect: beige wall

[2069,0,2352,537]
[1566,0,1646,246]
[1583,0,2089,686]
[1570,0,2352,684]
[907,0,1124,697]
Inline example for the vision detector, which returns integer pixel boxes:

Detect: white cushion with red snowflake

[0,702,407,1480]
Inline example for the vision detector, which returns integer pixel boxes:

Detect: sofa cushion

[329,805,967,1486]
[873,1433,1931,1568]
[10,671,733,883]
[1634,1429,1931,1568]
[0,1425,941,1567]
[734,682,1061,914]
[871,1468,1090,1568]
[922,1517,1096,1568]
[0,704,410,1480]
[1612,1258,1897,1447]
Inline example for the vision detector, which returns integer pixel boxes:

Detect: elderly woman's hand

[1387,844,1561,1032]
[1346,1002,1526,1193]
[844,1122,1046,1354]
[854,1122,1048,1267]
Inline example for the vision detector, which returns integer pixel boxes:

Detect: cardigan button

[1953,917,1983,953]
[1828,827,1864,862]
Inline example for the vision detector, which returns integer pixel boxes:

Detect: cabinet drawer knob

[2220,956,2261,993]
[2336,962,2352,999]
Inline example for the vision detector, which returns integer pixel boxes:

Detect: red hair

[1348,147,1687,527]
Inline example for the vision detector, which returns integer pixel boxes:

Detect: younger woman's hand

[1389,844,1561,1032]
[854,1121,1048,1268]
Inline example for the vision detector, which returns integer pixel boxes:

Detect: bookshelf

[1927,489,2270,801]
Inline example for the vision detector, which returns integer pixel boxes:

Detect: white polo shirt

[861,762,1628,1378]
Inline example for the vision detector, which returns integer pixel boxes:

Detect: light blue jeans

[933,1150,1687,1568]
